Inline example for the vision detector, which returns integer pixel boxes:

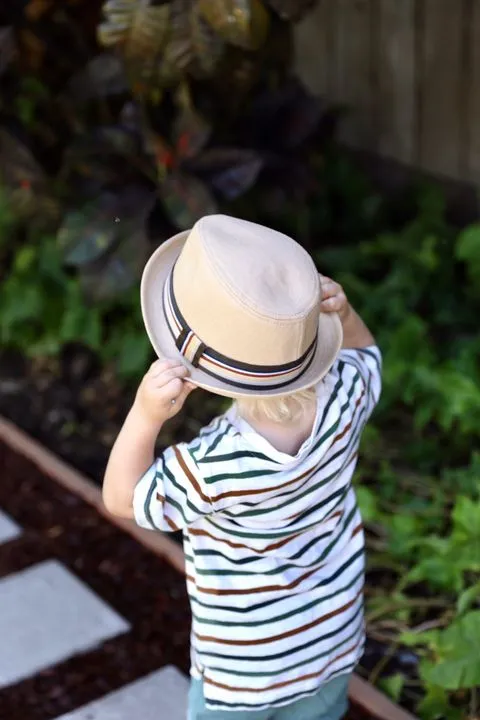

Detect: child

[103,215,381,720]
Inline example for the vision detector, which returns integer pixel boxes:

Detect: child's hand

[320,275,350,321]
[133,359,195,426]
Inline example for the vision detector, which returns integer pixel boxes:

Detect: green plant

[401,612,480,720]
[0,0,333,304]
[0,231,151,380]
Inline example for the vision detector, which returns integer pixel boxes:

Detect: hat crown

[198,215,319,318]
[173,215,320,366]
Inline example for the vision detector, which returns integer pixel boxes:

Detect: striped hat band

[163,268,318,391]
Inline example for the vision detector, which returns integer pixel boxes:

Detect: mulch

[0,438,375,720]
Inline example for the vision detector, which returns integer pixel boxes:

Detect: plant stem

[368,642,399,685]
[470,686,478,719]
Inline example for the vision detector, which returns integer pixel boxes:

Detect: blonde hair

[236,387,317,424]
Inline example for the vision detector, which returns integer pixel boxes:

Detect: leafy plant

[401,613,480,719]
[0,0,330,302]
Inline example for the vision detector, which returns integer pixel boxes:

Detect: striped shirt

[134,346,382,711]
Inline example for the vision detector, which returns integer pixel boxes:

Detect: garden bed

[0,416,418,720]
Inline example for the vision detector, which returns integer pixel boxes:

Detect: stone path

[0,509,21,544]
[55,667,189,720]
[0,509,189,719]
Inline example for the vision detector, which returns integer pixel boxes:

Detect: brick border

[0,415,418,720]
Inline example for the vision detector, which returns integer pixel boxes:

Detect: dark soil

[0,345,224,483]
[0,438,378,720]
[0,438,191,719]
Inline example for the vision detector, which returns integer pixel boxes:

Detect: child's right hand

[133,359,194,427]
[320,276,350,321]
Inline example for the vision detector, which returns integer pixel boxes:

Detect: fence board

[376,0,416,164]
[469,0,480,182]
[419,0,463,177]
[334,0,374,148]
[294,0,480,185]
[294,1,330,96]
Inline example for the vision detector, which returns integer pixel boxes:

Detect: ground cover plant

[0,3,479,719]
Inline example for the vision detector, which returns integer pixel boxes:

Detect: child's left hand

[134,359,195,426]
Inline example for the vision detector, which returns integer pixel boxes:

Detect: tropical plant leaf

[119,100,143,132]
[80,221,149,301]
[66,126,141,161]
[98,0,170,94]
[161,172,217,229]
[67,53,128,100]
[173,107,211,160]
[199,0,269,51]
[0,129,45,190]
[0,128,58,222]
[265,0,318,21]
[156,0,225,84]
[190,2,225,76]
[58,186,153,267]
[156,0,195,86]
[58,197,120,267]
[188,148,263,199]
[0,27,16,76]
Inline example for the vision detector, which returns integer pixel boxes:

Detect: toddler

[103,215,381,720]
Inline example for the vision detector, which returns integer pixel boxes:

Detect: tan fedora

[140,215,342,398]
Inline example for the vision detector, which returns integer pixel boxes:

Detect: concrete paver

[54,666,189,720]
[0,560,130,689]
[0,509,21,544]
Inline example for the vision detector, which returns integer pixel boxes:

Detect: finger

[149,358,178,377]
[150,366,188,388]
[161,377,185,404]
[320,281,340,300]
[321,296,343,312]
[170,381,195,412]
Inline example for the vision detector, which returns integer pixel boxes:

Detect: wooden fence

[295,0,480,184]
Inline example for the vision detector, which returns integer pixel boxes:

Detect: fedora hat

[140,215,342,398]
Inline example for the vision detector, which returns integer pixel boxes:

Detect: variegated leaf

[157,0,195,86]
[80,221,149,301]
[58,195,120,267]
[68,53,127,100]
[190,2,225,76]
[98,0,170,94]
[161,172,217,229]
[0,129,58,222]
[199,0,269,51]
[187,148,262,199]
[58,187,153,268]
[173,107,211,160]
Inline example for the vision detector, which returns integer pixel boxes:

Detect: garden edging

[0,415,418,720]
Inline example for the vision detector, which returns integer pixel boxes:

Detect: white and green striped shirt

[134,346,382,711]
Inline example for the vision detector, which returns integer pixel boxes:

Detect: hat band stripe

[163,270,317,390]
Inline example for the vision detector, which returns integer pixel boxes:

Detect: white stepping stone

[0,509,21,544]
[0,559,130,688]
[54,666,189,720]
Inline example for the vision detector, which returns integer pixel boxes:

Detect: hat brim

[141,229,343,399]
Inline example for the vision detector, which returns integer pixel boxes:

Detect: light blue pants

[188,674,350,720]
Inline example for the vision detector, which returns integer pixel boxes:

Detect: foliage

[0,207,151,379]
[283,161,479,720]
[0,0,331,303]
[1,4,479,719]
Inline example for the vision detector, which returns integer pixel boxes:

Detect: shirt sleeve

[334,345,382,423]
[133,442,214,532]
